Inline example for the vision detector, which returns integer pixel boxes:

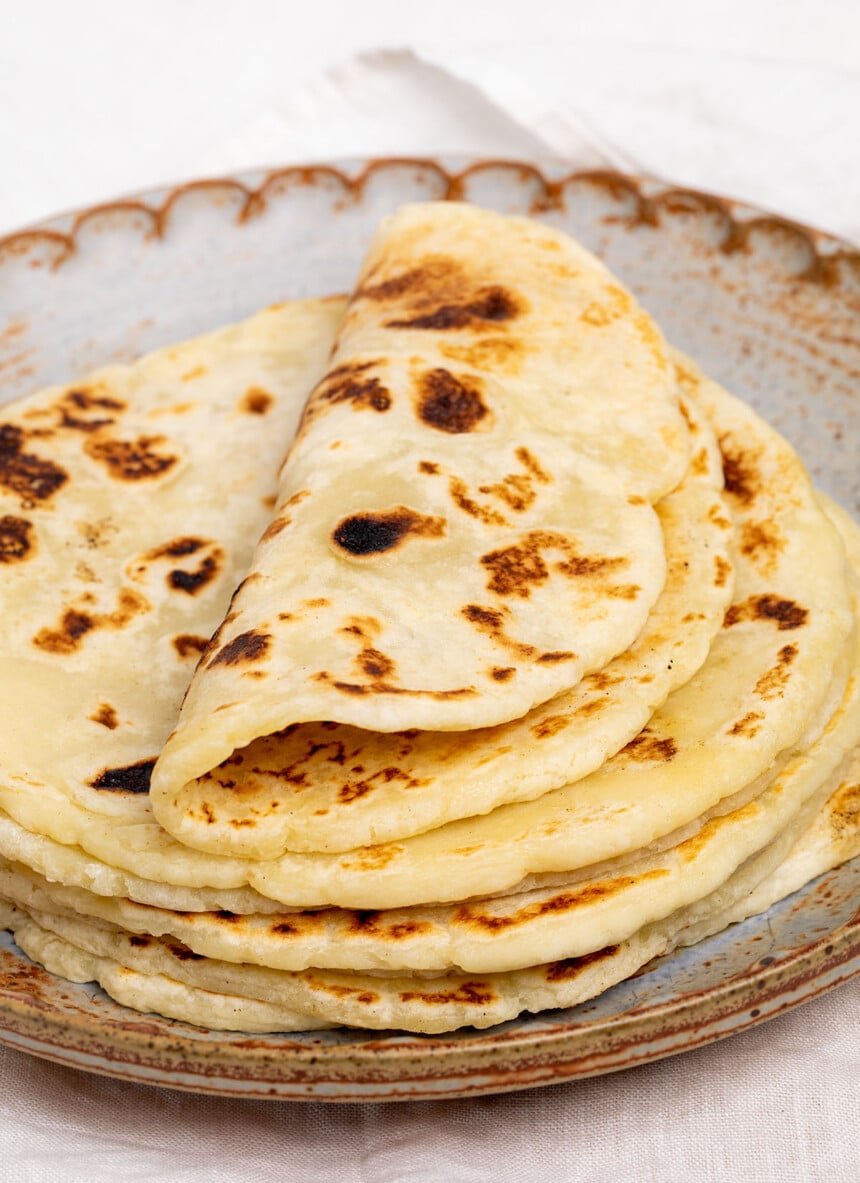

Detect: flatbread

[0,901,328,1034]
[151,203,695,854]
[2,752,855,1033]
[151,392,733,857]
[0,296,342,833]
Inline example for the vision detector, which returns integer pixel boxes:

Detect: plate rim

[0,902,856,1100]
[1,155,858,276]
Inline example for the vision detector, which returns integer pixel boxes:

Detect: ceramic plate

[0,158,857,1101]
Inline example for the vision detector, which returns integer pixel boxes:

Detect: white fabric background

[1,2,858,1179]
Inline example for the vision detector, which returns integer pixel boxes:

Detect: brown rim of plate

[0,158,858,283]
[0,878,856,1101]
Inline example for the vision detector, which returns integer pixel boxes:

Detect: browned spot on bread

[55,387,125,433]
[76,518,118,550]
[828,780,860,842]
[719,435,762,505]
[33,587,149,654]
[181,365,207,382]
[754,644,798,700]
[85,434,177,480]
[728,711,765,738]
[739,519,786,572]
[283,489,310,510]
[323,674,475,701]
[356,647,395,679]
[210,630,271,667]
[449,477,507,525]
[439,336,524,373]
[634,311,668,371]
[673,360,701,393]
[481,530,627,598]
[586,669,623,691]
[307,979,379,1004]
[478,446,550,512]
[678,400,697,434]
[147,537,205,559]
[491,666,515,681]
[360,264,448,301]
[622,731,678,761]
[545,946,620,981]
[537,650,576,664]
[261,516,291,542]
[690,448,710,477]
[337,765,427,805]
[707,504,732,530]
[34,608,93,651]
[168,555,220,595]
[399,981,496,1006]
[362,256,522,331]
[306,363,391,424]
[0,424,67,506]
[332,507,445,556]
[390,288,519,331]
[239,387,274,415]
[724,595,808,631]
[532,714,570,739]
[482,538,550,598]
[386,920,432,939]
[448,448,551,525]
[341,844,403,871]
[574,697,607,718]
[605,583,642,600]
[416,368,490,433]
[89,758,156,793]
[338,615,382,641]
[201,610,237,662]
[461,603,536,659]
[149,401,196,418]
[270,920,298,936]
[222,737,347,798]
[131,537,224,596]
[714,554,732,587]
[173,633,209,660]
[167,941,204,961]
[678,804,761,862]
[580,302,612,326]
[456,874,670,934]
[128,934,151,947]
[418,460,439,475]
[338,780,374,804]
[0,515,33,562]
[89,703,118,729]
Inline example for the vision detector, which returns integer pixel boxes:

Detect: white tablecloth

[1,3,858,1178]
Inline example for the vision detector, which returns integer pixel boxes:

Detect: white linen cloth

[1,4,858,1178]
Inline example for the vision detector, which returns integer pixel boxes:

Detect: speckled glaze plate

[0,158,857,1101]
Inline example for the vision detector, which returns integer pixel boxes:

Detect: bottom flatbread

[1,753,856,1034]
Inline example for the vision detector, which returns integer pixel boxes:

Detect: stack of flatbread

[0,203,857,1034]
